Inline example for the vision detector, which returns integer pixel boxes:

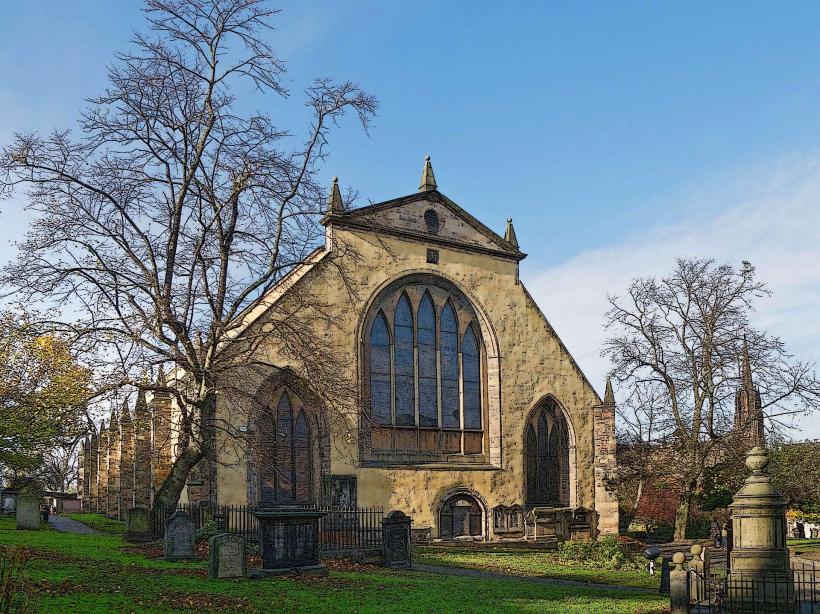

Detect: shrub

[0,546,30,613]
[556,536,638,570]
[195,517,222,542]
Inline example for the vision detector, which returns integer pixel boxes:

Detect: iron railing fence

[149,504,385,554]
[688,559,819,613]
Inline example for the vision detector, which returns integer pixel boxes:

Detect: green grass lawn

[414,545,661,590]
[788,538,820,556]
[1,517,668,613]
[66,513,127,535]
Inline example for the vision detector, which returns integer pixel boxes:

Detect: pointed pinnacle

[327,176,344,213]
[504,218,519,248]
[120,398,132,423]
[134,388,148,417]
[157,365,166,387]
[742,335,753,389]
[419,155,437,192]
[604,377,615,405]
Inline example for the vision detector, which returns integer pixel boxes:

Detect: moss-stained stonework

[209,174,618,539]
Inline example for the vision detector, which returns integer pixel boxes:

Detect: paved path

[412,563,656,594]
[48,514,103,535]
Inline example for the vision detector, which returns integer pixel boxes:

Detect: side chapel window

[524,398,570,506]
[259,391,313,505]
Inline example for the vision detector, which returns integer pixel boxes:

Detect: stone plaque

[16,494,40,530]
[125,507,152,542]
[164,510,195,560]
[382,510,412,569]
[208,533,246,579]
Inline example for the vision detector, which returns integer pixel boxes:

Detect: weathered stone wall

[593,397,619,534]
[151,388,174,506]
[210,194,619,537]
[79,388,175,518]
[133,389,152,509]
[88,431,98,513]
[106,411,121,519]
[119,405,135,513]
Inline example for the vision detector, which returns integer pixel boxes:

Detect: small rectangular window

[426,249,439,264]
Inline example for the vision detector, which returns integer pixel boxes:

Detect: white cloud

[523,154,820,439]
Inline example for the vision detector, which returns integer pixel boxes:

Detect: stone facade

[119,402,135,513]
[78,390,176,520]
[78,160,620,538]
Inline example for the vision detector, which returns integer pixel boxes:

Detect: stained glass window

[394,294,415,426]
[462,326,481,429]
[369,312,391,425]
[441,302,460,428]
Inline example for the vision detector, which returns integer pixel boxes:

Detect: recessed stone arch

[433,485,489,541]
[523,395,577,508]
[247,368,330,506]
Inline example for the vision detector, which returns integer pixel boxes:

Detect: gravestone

[382,510,412,569]
[125,507,152,542]
[208,533,246,579]
[252,507,327,576]
[16,494,40,530]
[164,510,195,560]
[1,489,17,516]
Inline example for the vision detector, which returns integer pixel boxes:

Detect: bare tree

[0,0,376,510]
[605,258,820,540]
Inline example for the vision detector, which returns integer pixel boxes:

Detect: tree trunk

[674,488,694,541]
[153,445,204,512]
[152,388,215,512]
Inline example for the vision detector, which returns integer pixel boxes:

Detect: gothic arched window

[524,398,571,506]
[440,302,459,429]
[258,390,315,506]
[369,312,391,425]
[462,326,481,430]
[363,277,486,460]
[418,292,438,427]
[394,294,415,427]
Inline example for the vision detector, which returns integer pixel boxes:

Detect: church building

[81,157,619,541]
[207,156,618,540]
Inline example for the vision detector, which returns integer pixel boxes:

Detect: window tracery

[363,277,486,460]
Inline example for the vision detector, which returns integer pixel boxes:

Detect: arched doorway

[439,493,483,539]
[524,398,571,507]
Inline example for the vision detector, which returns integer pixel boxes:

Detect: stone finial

[672,551,686,569]
[99,419,106,433]
[419,155,437,192]
[604,377,615,405]
[745,446,769,473]
[327,176,343,213]
[504,218,519,248]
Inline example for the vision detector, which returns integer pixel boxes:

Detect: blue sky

[1,1,819,437]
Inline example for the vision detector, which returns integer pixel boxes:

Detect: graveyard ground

[1,516,669,613]
[414,545,660,589]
